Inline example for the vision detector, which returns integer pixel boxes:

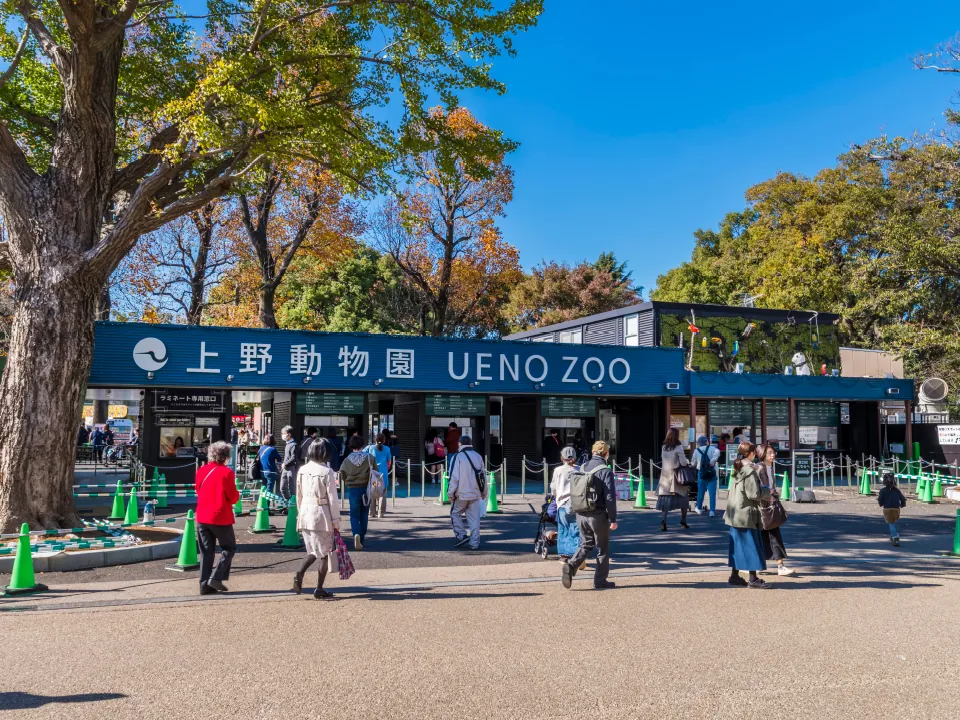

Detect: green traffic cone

[153,466,159,480]
[921,476,935,504]
[440,472,450,505]
[123,490,139,524]
[916,475,927,499]
[157,474,169,509]
[107,483,125,520]
[279,501,302,547]
[250,491,274,533]
[859,470,870,496]
[951,509,960,557]
[486,472,502,514]
[4,523,48,596]
[780,472,791,501]
[634,475,648,508]
[933,473,944,498]
[167,510,199,571]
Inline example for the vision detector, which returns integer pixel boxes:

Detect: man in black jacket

[562,440,618,590]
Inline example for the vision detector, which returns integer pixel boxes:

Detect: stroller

[533,494,559,559]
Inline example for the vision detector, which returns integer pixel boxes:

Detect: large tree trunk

[259,283,279,329]
[0,274,98,531]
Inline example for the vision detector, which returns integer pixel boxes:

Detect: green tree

[0,0,542,531]
[278,245,422,333]
[507,252,643,331]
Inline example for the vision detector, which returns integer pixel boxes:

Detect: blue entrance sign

[91,322,688,396]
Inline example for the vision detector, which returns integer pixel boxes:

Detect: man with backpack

[447,436,487,550]
[562,440,618,590]
[691,435,720,517]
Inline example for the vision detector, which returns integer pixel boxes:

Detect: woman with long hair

[755,443,795,576]
[657,427,691,532]
[293,438,341,599]
[725,441,772,588]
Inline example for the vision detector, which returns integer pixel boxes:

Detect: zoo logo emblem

[133,338,168,372]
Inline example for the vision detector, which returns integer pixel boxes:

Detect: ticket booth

[541,396,596,463]
[425,394,487,458]
[295,391,366,453]
[144,389,229,486]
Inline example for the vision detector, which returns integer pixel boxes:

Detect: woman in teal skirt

[724,441,772,589]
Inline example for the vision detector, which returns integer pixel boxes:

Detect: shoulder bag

[760,495,788,530]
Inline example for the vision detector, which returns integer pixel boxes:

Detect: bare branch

[0,29,30,90]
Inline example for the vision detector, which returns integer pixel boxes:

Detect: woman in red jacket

[195,441,240,595]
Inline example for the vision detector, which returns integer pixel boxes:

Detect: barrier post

[407,461,411,500]
[421,463,426,504]
[543,460,548,495]
[951,509,960,557]
[502,460,508,506]
[4,523,48,596]
[522,456,526,498]
[627,458,634,499]
[391,462,396,508]
[486,472,502,514]
[846,456,852,488]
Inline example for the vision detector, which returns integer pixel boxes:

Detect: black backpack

[697,447,716,481]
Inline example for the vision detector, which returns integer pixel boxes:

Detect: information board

[766,401,789,425]
[541,397,596,418]
[155,414,194,427]
[708,400,753,426]
[798,426,818,445]
[296,392,364,415]
[154,390,225,413]
[937,425,960,445]
[797,402,839,427]
[793,450,814,487]
[425,394,486,416]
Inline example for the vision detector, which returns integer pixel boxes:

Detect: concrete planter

[0,531,182,573]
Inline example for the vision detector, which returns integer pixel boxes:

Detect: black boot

[314,562,333,600]
[293,554,316,594]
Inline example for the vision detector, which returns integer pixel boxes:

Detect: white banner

[798,426,818,445]
[937,425,960,446]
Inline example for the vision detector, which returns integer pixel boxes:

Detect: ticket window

[158,420,221,458]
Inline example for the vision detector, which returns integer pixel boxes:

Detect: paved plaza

[2,493,959,719]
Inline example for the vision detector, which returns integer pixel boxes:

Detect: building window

[531,335,554,343]
[558,329,582,344]
[624,314,639,346]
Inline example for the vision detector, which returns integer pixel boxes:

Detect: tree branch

[17,1,66,70]
[0,29,30,90]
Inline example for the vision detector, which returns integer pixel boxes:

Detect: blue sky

[458,1,960,295]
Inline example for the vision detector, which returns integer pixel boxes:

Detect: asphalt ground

[5,488,959,585]
[1,553,959,719]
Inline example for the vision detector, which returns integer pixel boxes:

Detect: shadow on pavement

[0,692,126,710]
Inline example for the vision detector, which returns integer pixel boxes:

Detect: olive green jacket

[724,460,771,530]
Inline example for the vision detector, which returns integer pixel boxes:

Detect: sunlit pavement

[2,495,959,718]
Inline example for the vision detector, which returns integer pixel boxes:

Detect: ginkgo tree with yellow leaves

[0,0,542,531]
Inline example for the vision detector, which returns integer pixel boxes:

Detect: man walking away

[300,427,317,466]
[563,441,618,590]
[448,436,487,550]
[280,426,298,500]
[691,435,720,517]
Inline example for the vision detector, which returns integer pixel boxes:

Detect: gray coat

[724,460,771,529]
[658,445,690,497]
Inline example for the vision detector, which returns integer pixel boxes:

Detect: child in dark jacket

[877,472,907,546]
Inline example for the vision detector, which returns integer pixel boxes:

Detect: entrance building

[88,320,916,485]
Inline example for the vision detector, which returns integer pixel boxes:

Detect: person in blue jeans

[690,435,720,517]
[366,433,393,518]
[338,435,373,550]
[257,434,280,495]
[878,472,907,546]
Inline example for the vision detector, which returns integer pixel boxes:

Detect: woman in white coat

[292,438,341,600]
[657,427,691,532]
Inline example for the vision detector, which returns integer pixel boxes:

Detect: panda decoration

[791,352,812,376]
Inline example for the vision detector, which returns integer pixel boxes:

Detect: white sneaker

[692,506,702,515]
[777,565,796,576]
[354,534,363,551]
